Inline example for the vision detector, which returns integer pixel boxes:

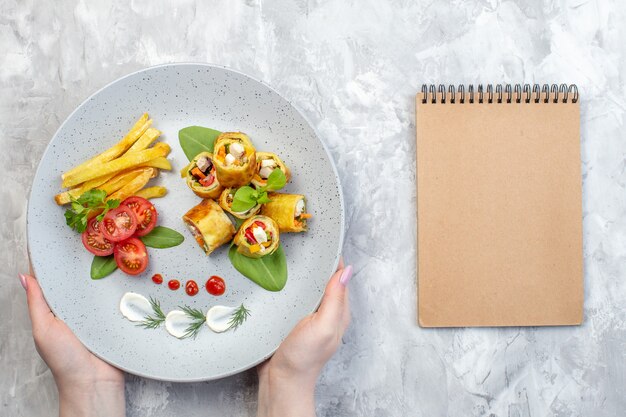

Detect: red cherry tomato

[122,196,158,237]
[152,274,163,284]
[185,280,199,296]
[168,279,180,290]
[206,276,226,296]
[101,206,138,242]
[245,227,256,244]
[113,237,148,275]
[199,174,215,187]
[81,218,114,256]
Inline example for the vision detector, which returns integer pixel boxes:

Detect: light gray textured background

[2,0,625,416]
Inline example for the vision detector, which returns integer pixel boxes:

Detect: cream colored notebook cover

[416,84,583,327]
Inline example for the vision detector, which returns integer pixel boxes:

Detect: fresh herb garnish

[231,169,286,212]
[178,126,222,160]
[139,226,185,248]
[228,244,288,291]
[227,304,251,331]
[64,189,120,232]
[90,255,118,279]
[139,297,166,329]
[180,305,207,339]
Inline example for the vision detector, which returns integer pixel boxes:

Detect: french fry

[62,114,151,180]
[62,142,170,188]
[127,127,161,153]
[98,168,156,196]
[139,157,172,171]
[54,167,157,205]
[134,186,168,200]
[106,168,156,202]
[54,173,116,205]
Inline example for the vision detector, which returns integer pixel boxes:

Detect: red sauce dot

[206,275,226,296]
[168,279,180,290]
[185,280,199,296]
[152,274,163,284]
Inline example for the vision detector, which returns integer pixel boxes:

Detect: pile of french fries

[55,113,172,205]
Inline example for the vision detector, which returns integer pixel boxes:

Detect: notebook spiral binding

[420,84,579,104]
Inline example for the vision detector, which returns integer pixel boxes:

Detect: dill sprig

[139,297,166,329]
[180,305,207,339]
[227,304,251,331]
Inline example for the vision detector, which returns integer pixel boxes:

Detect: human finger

[22,274,55,333]
[316,265,352,326]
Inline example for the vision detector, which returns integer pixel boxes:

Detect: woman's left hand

[20,273,126,417]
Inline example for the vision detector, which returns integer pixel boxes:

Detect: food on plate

[81,217,114,256]
[251,152,291,188]
[219,187,262,219]
[164,310,194,339]
[128,127,161,152]
[62,113,151,182]
[62,142,171,188]
[120,291,251,339]
[152,274,163,284]
[119,292,152,322]
[56,161,170,205]
[181,152,223,198]
[134,186,167,200]
[122,196,158,237]
[261,193,311,233]
[206,276,226,296]
[233,215,280,258]
[182,199,235,255]
[57,113,171,205]
[57,115,184,282]
[101,205,138,242]
[106,167,156,204]
[206,304,250,333]
[185,280,199,296]
[205,305,238,333]
[75,194,180,278]
[114,237,148,275]
[212,132,256,187]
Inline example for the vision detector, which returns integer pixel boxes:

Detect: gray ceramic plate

[27,63,343,382]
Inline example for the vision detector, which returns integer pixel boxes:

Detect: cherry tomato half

[122,196,158,237]
[113,237,148,275]
[101,206,138,242]
[185,280,199,296]
[168,279,180,290]
[152,274,163,284]
[199,174,215,187]
[81,218,114,256]
[206,276,226,296]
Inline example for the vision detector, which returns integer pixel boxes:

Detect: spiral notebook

[416,84,583,327]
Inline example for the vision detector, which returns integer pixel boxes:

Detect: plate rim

[26,62,345,382]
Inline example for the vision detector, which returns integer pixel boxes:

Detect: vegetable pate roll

[213,132,257,188]
[219,187,262,219]
[233,215,280,258]
[251,152,291,188]
[181,152,223,199]
[261,193,311,233]
[182,199,235,255]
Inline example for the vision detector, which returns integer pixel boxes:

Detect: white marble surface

[2,0,626,415]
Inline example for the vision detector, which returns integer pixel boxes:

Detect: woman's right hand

[257,261,353,417]
[20,273,126,417]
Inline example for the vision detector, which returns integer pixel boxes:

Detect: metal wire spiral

[421,84,578,104]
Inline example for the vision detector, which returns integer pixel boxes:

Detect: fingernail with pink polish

[339,265,353,286]
[18,273,28,291]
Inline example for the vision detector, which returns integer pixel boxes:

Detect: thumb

[316,265,353,326]
[21,274,55,333]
